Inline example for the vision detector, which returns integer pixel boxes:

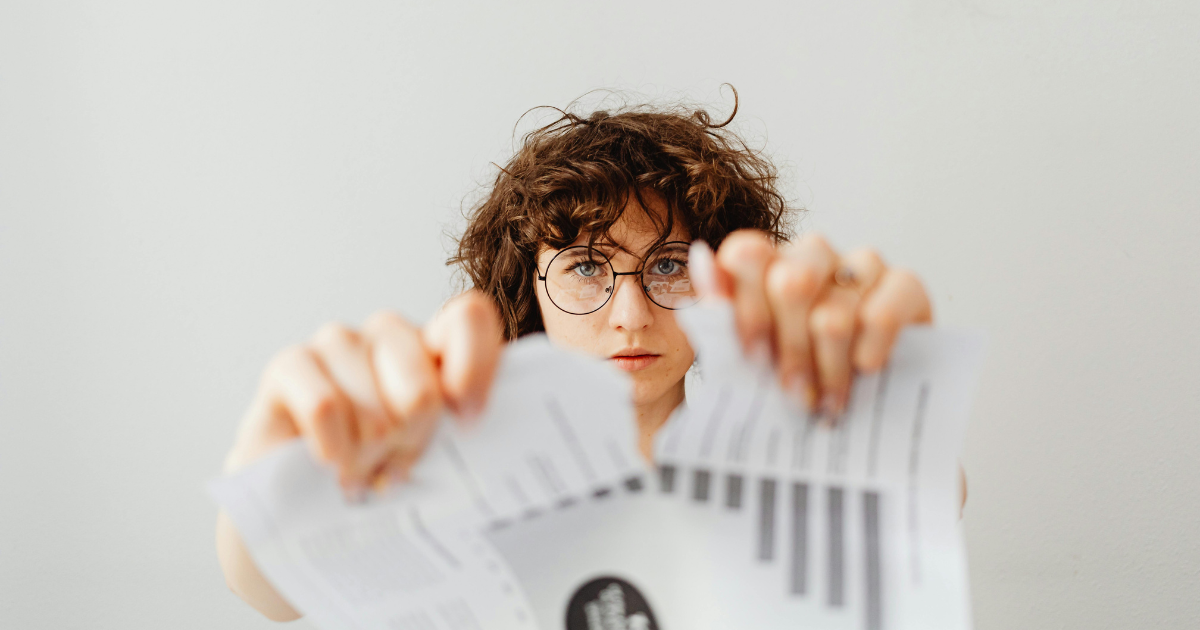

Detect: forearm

[216,510,301,622]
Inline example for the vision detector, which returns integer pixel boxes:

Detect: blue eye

[574,262,598,277]
[651,258,684,276]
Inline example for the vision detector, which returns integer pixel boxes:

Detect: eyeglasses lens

[641,242,698,309]
[544,242,699,314]
[545,248,614,314]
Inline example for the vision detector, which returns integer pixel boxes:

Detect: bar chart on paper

[209,303,984,630]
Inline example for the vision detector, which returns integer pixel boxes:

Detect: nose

[606,273,654,331]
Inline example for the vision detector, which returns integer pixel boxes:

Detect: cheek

[663,320,696,374]
[537,282,695,383]
[537,285,600,351]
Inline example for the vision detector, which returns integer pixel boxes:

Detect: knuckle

[445,292,501,331]
[265,344,312,380]
[364,310,411,336]
[396,381,443,420]
[851,247,885,269]
[890,268,925,292]
[861,302,901,335]
[312,322,359,348]
[769,260,824,303]
[799,232,833,254]
[718,230,775,266]
[809,304,855,341]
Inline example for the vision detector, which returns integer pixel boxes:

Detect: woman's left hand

[699,230,933,416]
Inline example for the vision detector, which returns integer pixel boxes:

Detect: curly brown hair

[451,90,797,340]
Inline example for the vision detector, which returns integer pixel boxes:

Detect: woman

[216,96,934,621]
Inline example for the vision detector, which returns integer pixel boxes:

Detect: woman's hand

[218,291,505,621]
[705,230,933,416]
[223,291,506,489]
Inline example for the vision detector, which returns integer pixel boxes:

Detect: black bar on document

[725,474,744,509]
[864,491,883,630]
[693,469,712,502]
[827,487,845,607]
[789,482,809,595]
[659,465,677,493]
[758,478,777,561]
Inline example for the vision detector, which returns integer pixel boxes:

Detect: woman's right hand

[222,291,506,490]
[218,291,505,621]
[219,290,501,619]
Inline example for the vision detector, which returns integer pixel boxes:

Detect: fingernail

[804,379,818,410]
[342,483,368,504]
[821,393,844,420]
[457,397,484,423]
[389,466,411,485]
[370,476,387,493]
[784,374,813,410]
[746,338,771,366]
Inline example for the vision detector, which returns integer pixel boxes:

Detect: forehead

[570,192,690,254]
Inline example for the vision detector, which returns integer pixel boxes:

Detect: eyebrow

[559,244,614,256]
[564,238,689,256]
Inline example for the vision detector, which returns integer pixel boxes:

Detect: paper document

[210,303,984,630]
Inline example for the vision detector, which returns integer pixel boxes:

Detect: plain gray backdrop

[2,1,1198,628]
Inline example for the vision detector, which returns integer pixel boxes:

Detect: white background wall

[2,1,1197,628]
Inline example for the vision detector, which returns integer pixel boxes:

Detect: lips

[609,348,660,372]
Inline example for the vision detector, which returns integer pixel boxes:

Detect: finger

[309,323,397,485]
[261,345,355,470]
[370,451,412,492]
[809,250,886,416]
[715,230,777,356]
[765,234,839,409]
[373,420,438,489]
[422,291,505,421]
[852,268,933,372]
[838,248,888,294]
[363,311,443,423]
[688,240,719,299]
[363,311,443,465]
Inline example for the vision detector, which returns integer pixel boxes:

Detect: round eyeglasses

[537,241,700,315]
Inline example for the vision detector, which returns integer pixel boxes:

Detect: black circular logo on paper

[565,576,660,630]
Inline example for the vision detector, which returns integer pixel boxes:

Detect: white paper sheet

[211,335,646,630]
[210,304,984,630]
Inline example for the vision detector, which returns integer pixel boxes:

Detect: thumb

[689,240,734,301]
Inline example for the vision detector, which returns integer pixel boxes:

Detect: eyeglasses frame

[536,240,696,315]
